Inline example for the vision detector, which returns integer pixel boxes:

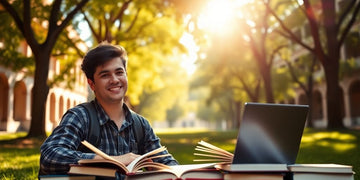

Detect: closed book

[216,164,288,180]
[216,164,287,180]
[287,164,353,173]
[287,164,354,180]
[216,164,288,172]
[39,174,96,180]
[68,164,118,177]
[224,173,284,180]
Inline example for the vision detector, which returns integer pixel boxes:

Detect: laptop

[232,102,309,164]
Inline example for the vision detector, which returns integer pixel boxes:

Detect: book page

[194,140,234,163]
[155,163,216,178]
[126,146,171,172]
[81,141,129,172]
[132,154,171,171]
[81,141,172,173]
[81,141,117,162]
[197,141,234,157]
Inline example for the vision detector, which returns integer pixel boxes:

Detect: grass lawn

[0,128,359,180]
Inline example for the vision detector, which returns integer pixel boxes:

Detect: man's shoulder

[68,103,89,115]
[61,102,93,124]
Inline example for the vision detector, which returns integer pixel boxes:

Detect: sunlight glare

[179,33,199,75]
[197,0,253,34]
[198,0,235,33]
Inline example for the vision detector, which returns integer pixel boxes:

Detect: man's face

[88,57,128,104]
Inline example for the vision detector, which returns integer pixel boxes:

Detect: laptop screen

[232,102,309,164]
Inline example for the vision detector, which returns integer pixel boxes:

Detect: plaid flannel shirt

[39,99,178,175]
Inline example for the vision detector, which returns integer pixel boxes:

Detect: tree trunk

[323,59,344,129]
[26,51,50,138]
[321,0,344,129]
[234,101,241,129]
[306,91,314,127]
[261,64,274,103]
[306,64,315,127]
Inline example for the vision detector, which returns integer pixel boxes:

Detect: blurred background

[0,0,360,137]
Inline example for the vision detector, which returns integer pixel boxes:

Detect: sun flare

[197,0,250,34]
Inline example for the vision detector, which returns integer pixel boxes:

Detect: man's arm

[39,110,95,175]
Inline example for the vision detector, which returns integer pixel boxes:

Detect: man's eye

[101,74,109,78]
[116,71,125,75]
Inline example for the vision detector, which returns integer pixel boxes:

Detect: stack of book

[67,141,222,179]
[62,140,354,180]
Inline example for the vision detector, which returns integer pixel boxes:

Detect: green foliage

[189,18,263,124]
[0,0,87,83]
[0,6,34,72]
[135,57,189,121]
[0,49,34,72]
[76,0,188,120]
[340,58,359,78]
[48,30,86,89]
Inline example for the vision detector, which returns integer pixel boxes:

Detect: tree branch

[269,44,287,67]
[337,0,356,28]
[64,32,85,57]
[230,68,260,102]
[263,0,315,54]
[45,0,89,47]
[0,0,25,35]
[284,59,308,92]
[123,18,160,42]
[81,10,100,43]
[339,1,360,46]
[104,13,112,42]
[125,7,141,33]
[115,0,132,29]
[48,0,62,37]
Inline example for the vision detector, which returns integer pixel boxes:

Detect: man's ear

[87,79,95,91]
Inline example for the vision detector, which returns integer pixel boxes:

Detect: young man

[39,43,178,176]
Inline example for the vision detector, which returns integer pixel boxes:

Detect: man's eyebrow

[98,67,125,75]
[98,70,109,75]
[115,67,125,72]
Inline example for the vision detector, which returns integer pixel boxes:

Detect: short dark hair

[81,42,128,81]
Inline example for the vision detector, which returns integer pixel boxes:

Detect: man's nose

[109,73,120,83]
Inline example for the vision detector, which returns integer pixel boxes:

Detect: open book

[68,141,171,177]
[193,140,234,164]
[125,163,220,180]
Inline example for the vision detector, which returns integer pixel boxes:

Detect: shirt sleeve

[137,115,179,166]
[39,108,96,175]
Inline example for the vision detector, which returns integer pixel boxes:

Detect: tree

[189,31,260,129]
[235,1,278,103]
[0,0,89,138]
[264,0,360,128]
[166,99,185,127]
[281,54,319,127]
[75,0,188,120]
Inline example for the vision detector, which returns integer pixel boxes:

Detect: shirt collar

[93,99,132,126]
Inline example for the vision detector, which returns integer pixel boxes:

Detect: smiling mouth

[108,86,122,91]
